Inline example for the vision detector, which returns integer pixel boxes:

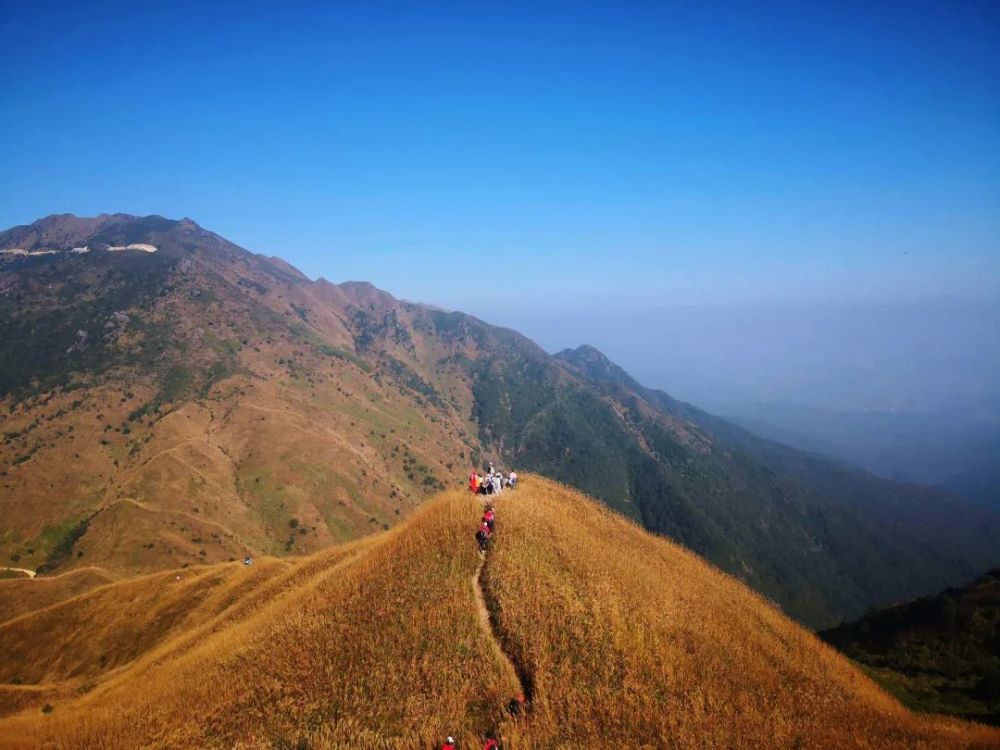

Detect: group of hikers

[442,465,527,749]
[471,463,513,553]
[469,464,517,496]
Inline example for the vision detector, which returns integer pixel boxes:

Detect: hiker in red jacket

[483,737,500,750]
[441,736,456,750]
[483,507,495,532]
[469,471,480,494]
[475,520,491,552]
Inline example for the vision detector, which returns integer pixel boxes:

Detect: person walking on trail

[441,736,457,750]
[469,471,480,494]
[483,737,500,750]
[508,471,517,489]
[475,520,492,553]
[483,507,495,532]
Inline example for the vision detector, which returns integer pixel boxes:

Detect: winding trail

[0,567,36,579]
[471,551,534,711]
[471,556,520,690]
[122,439,206,482]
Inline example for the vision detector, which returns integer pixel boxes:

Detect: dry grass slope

[0,477,996,748]
[0,495,513,748]
[485,478,1000,748]
[0,568,113,624]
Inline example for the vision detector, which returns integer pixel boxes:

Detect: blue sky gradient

[2,0,998,408]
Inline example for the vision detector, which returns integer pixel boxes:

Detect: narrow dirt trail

[471,556,521,692]
[123,438,205,480]
[44,566,113,580]
[471,548,535,718]
[0,567,36,579]
[101,498,248,549]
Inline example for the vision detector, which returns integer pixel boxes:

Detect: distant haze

[460,302,1000,414]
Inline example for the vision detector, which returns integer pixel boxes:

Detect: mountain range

[1,213,999,629]
[719,400,1000,511]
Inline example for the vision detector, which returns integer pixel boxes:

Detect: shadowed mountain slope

[822,568,1000,727]
[550,345,1000,627]
[0,477,996,748]
[1,214,999,628]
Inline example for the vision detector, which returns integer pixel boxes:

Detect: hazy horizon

[440,299,999,414]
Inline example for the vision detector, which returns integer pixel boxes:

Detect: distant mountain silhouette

[720,401,1000,511]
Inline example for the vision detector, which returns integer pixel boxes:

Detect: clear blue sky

[2,0,997,307]
[2,1,998,409]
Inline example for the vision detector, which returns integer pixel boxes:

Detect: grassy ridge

[0,478,997,748]
[484,478,998,748]
[0,496,514,748]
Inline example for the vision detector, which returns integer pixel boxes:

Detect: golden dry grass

[0,476,996,748]
[0,568,113,625]
[0,494,514,748]
[485,477,1000,749]
[0,354,476,578]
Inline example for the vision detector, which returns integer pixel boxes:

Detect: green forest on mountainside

[822,569,1000,726]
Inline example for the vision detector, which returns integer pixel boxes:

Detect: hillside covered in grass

[0,477,996,749]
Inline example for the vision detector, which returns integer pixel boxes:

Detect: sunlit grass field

[0,476,996,748]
